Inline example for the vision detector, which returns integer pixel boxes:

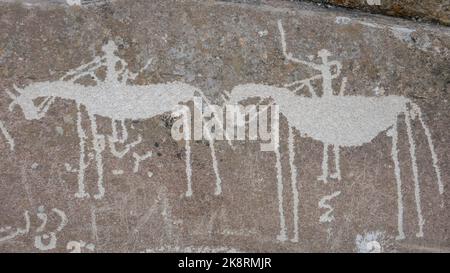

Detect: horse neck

[252,84,293,106]
[23,80,93,105]
[232,84,293,105]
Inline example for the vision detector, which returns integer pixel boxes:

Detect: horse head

[5,84,53,120]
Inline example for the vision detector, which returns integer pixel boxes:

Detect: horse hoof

[317,175,328,183]
[93,193,104,200]
[277,234,288,242]
[330,173,341,180]
[74,192,90,199]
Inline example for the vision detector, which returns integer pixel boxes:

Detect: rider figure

[309,49,342,97]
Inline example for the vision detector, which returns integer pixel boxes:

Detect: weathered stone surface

[0,0,449,252]
[303,0,450,26]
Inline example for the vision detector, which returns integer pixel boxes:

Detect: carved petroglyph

[366,0,381,6]
[0,120,14,151]
[0,207,67,251]
[66,240,95,253]
[280,19,345,184]
[0,211,30,243]
[171,105,193,196]
[171,97,232,197]
[108,119,142,159]
[112,169,124,175]
[288,126,299,242]
[7,40,225,200]
[318,191,341,223]
[34,206,68,251]
[132,151,153,173]
[66,0,81,6]
[131,185,180,244]
[2,16,445,248]
[355,231,386,253]
[227,20,444,242]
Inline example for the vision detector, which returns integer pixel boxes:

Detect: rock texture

[303,0,450,25]
[0,0,448,252]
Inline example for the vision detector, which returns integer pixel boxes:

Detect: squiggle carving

[318,191,341,223]
[34,207,68,251]
[0,207,67,251]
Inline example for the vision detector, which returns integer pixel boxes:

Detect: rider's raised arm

[63,55,104,82]
[277,20,320,70]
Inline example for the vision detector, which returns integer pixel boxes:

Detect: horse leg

[74,104,89,198]
[405,109,424,238]
[201,110,222,196]
[111,119,118,142]
[330,145,342,180]
[274,133,287,242]
[183,114,193,197]
[110,119,128,143]
[412,103,444,198]
[209,137,222,196]
[37,97,55,118]
[184,139,193,197]
[120,119,128,143]
[88,112,106,200]
[318,144,329,183]
[288,126,299,242]
[389,122,405,240]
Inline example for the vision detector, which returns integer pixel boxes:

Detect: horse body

[13,80,198,121]
[9,72,219,200]
[229,83,409,146]
[283,96,408,146]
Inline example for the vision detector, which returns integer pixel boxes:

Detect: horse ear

[5,90,18,111]
[12,84,21,95]
[5,90,16,100]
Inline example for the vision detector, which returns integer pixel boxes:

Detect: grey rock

[0,0,448,252]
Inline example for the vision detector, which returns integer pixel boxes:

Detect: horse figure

[225,20,443,242]
[6,41,224,199]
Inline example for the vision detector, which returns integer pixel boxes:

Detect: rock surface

[303,0,450,25]
[0,0,448,252]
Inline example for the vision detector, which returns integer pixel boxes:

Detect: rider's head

[318,49,332,62]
